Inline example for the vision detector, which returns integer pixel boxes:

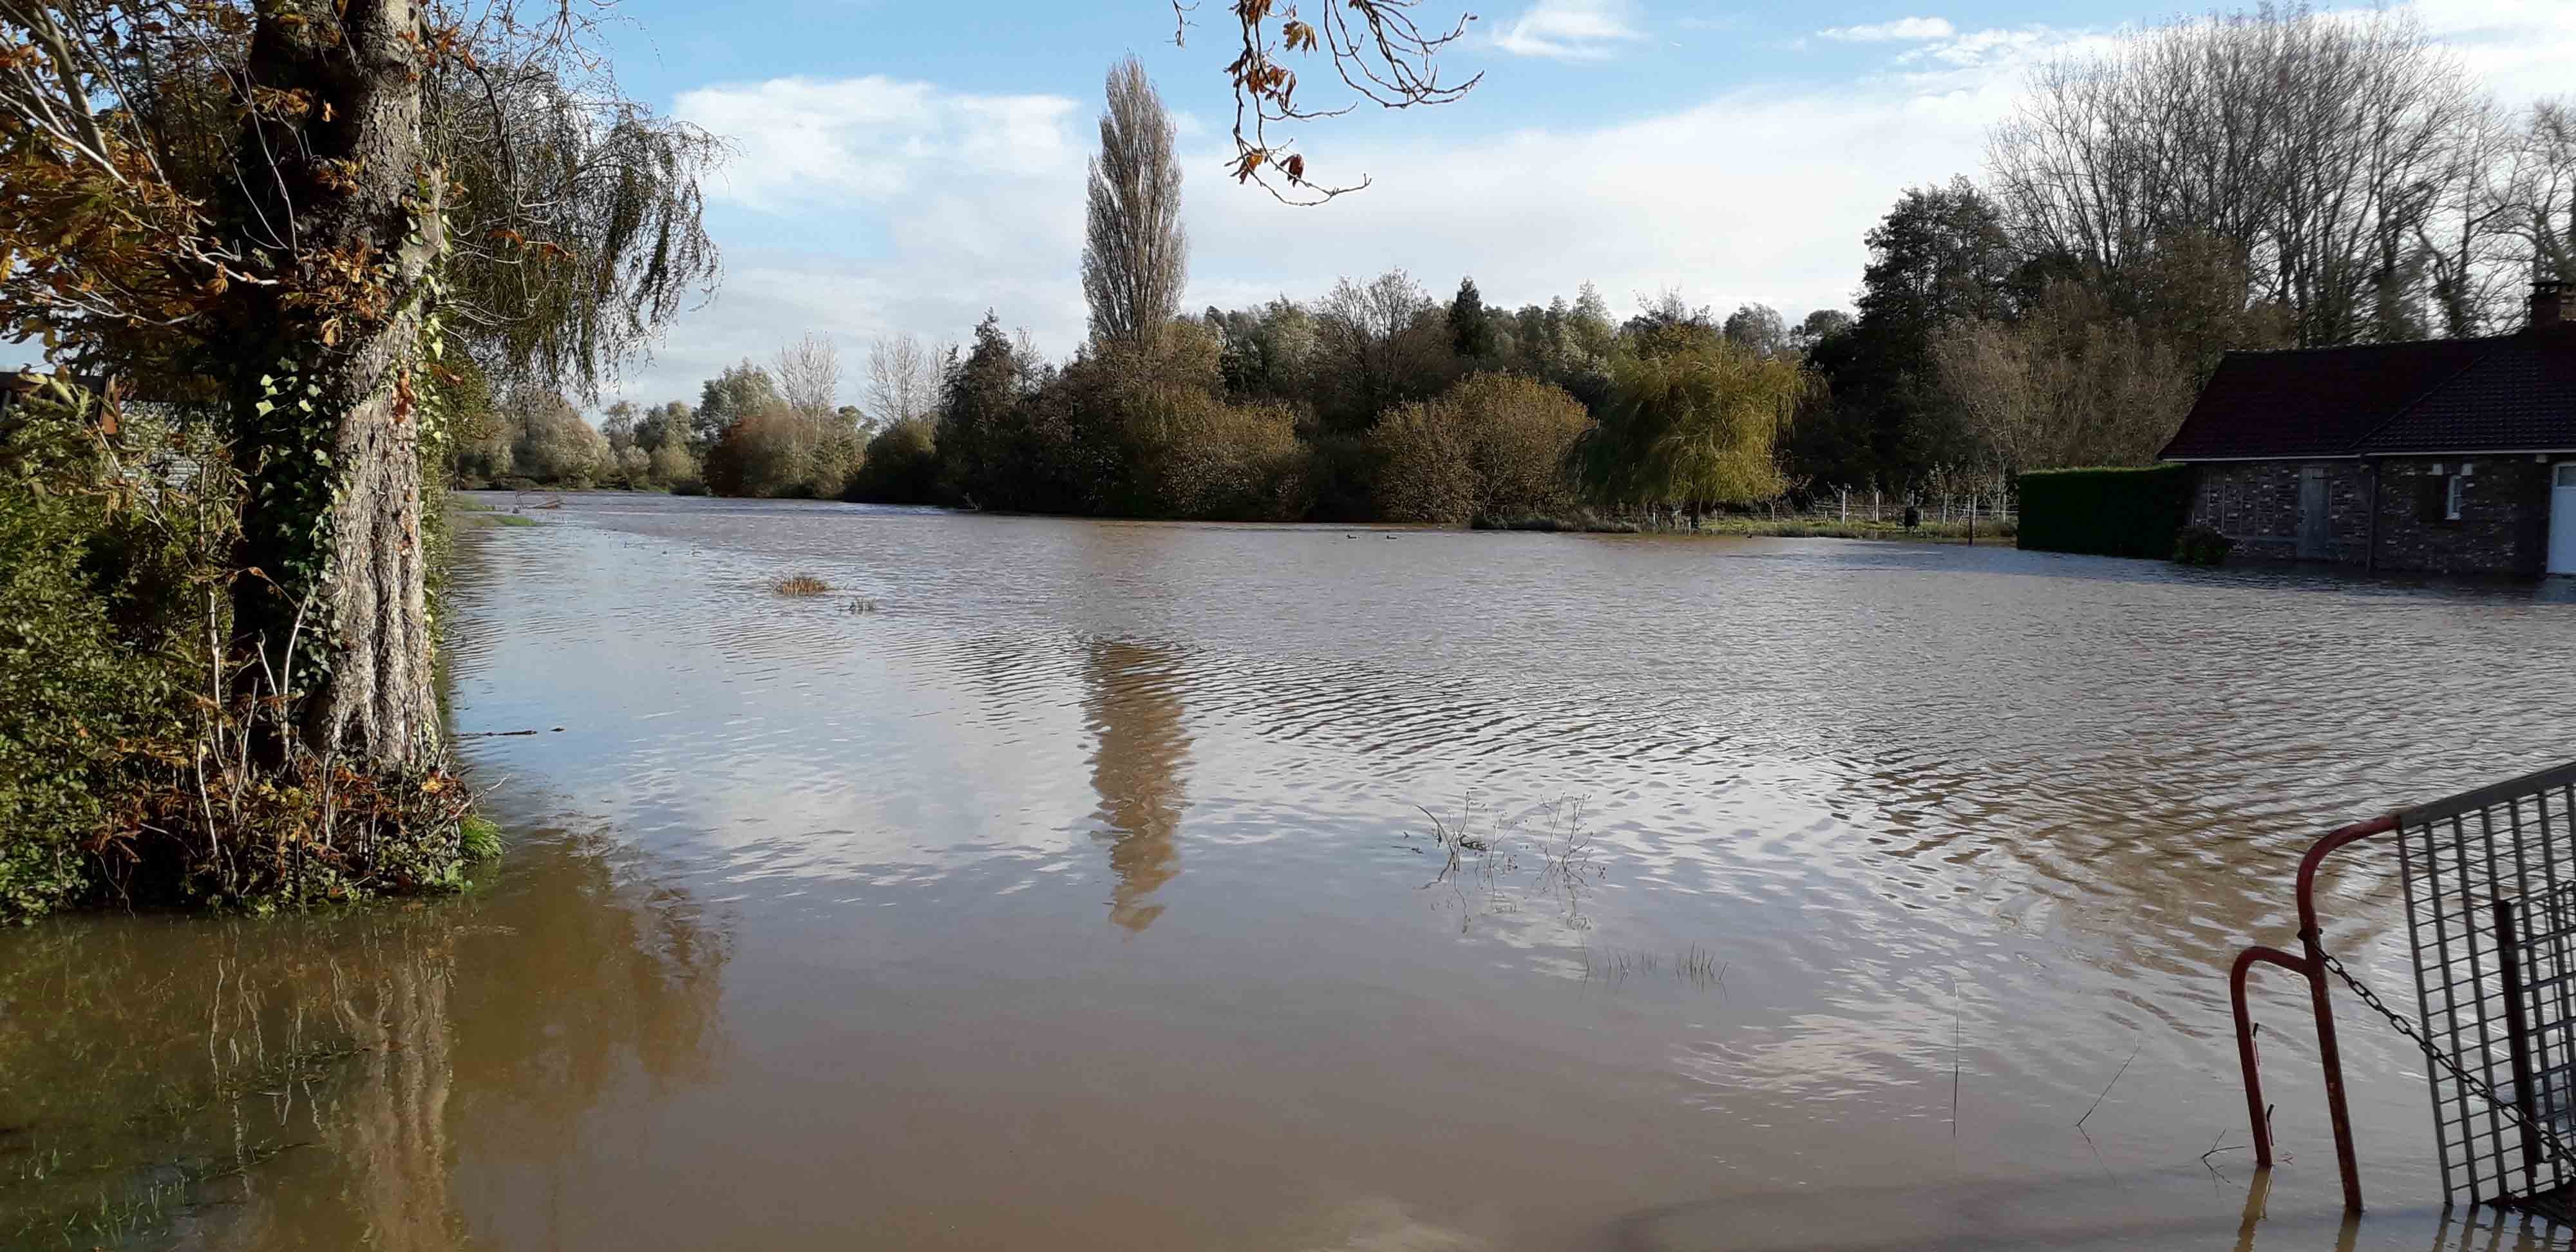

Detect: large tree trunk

[229,0,442,769]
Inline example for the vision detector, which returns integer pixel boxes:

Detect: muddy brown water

[6,491,2575,1251]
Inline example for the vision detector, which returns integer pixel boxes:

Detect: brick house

[2160,282,2576,577]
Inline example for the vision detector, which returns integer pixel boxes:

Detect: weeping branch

[0,0,722,398]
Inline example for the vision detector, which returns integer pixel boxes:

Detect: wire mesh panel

[2398,761,2576,1210]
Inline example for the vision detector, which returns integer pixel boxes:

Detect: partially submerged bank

[0,381,499,924]
[1472,510,2019,544]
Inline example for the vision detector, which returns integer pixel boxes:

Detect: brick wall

[2371,457,2552,576]
[2187,456,2553,575]
[2188,460,2371,564]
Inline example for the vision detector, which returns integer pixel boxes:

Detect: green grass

[459,815,503,861]
[1693,516,2018,543]
[450,495,538,526]
[1471,512,1640,533]
[1475,512,2016,543]
[4,1036,349,1249]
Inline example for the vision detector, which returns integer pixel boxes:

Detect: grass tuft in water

[772,574,830,596]
[459,815,504,862]
[1406,797,1605,932]
[1580,944,1728,992]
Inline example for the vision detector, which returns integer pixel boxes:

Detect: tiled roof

[2159,336,2501,459]
[2361,330,2576,453]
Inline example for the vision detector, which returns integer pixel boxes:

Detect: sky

[576,0,2576,408]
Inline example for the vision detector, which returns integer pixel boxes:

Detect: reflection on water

[1085,641,1191,933]
[1616,1169,2576,1251]
[0,822,728,1249]
[5,491,2573,1251]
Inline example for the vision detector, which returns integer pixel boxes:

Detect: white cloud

[2407,0,2576,102]
[1494,0,1643,59]
[1899,25,2058,67]
[610,45,2047,405]
[604,1,2576,410]
[596,76,1089,405]
[1171,66,2031,325]
[673,76,1079,213]
[1820,16,1956,42]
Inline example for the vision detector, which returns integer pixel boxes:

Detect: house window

[2417,462,2470,524]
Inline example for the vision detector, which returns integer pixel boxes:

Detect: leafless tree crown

[1983,1,2556,345]
[773,332,842,416]
[866,334,939,426]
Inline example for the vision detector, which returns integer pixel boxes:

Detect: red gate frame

[2230,813,2400,1215]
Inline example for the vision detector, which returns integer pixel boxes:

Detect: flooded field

[6,491,2575,1250]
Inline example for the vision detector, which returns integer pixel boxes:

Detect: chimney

[2535,280,2568,332]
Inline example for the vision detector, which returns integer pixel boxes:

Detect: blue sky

[589,0,2576,408]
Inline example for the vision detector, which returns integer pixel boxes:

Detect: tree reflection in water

[0,828,728,1249]
[1083,640,1192,933]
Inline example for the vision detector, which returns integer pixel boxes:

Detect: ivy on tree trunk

[228,0,444,769]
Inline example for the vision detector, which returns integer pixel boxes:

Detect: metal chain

[2318,947,2576,1174]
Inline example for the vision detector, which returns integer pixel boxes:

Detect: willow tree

[1081,56,1186,347]
[1582,339,1804,518]
[0,0,717,768]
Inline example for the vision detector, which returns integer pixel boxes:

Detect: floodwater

[6,492,2575,1251]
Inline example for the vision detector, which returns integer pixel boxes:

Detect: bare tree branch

[1192,0,1481,204]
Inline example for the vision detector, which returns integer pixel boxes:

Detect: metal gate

[2398,761,2576,1210]
[2231,759,2576,1215]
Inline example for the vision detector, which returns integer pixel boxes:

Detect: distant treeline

[455,276,1804,524]
[457,4,2575,520]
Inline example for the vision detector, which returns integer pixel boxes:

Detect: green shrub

[648,441,701,492]
[2173,522,2233,566]
[0,388,216,918]
[1370,374,1591,524]
[2016,464,2197,558]
[701,404,864,498]
[1156,395,1314,520]
[1368,399,1479,522]
[1453,374,1589,519]
[1,378,481,922]
[846,417,942,504]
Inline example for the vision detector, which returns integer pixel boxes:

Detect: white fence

[1779,489,2018,527]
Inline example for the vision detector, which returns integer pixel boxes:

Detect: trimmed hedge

[2016,464,2197,559]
